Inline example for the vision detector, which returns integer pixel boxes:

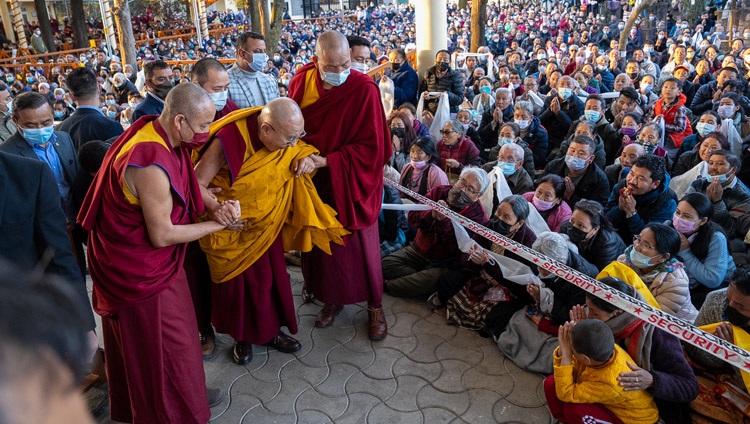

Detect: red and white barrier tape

[385,177,750,372]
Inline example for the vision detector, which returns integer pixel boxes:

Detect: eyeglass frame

[455,177,481,196]
[266,123,306,146]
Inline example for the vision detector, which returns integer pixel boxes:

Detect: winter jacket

[522,192,572,232]
[539,93,585,153]
[560,222,627,271]
[390,61,418,108]
[487,139,536,176]
[418,66,465,114]
[541,157,611,206]
[606,174,678,242]
[436,137,481,174]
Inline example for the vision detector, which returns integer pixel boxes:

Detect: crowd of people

[3,1,750,423]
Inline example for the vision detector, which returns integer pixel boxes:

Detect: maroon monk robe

[288,62,391,306]
[78,116,210,424]
[207,114,298,344]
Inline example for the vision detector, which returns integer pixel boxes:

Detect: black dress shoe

[232,342,253,365]
[264,331,301,353]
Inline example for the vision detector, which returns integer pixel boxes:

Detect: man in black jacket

[418,50,464,114]
[540,135,610,206]
[58,68,124,151]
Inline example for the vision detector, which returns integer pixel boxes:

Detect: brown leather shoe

[200,329,216,360]
[264,331,301,353]
[232,342,253,365]
[315,304,344,328]
[367,305,387,341]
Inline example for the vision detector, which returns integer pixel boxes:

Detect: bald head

[162,82,212,121]
[257,97,306,152]
[314,31,351,84]
[316,30,349,57]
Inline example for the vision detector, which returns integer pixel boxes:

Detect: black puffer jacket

[418,66,465,114]
[560,221,627,271]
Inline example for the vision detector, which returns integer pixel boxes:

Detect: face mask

[496,161,517,176]
[500,73,510,80]
[620,127,637,138]
[248,52,268,72]
[584,110,600,122]
[725,305,750,327]
[26,77,34,83]
[618,25,625,30]
[390,127,406,138]
[322,68,350,86]
[515,119,530,129]
[479,85,491,95]
[640,83,652,93]
[558,87,572,100]
[532,195,555,211]
[21,126,54,145]
[180,120,210,150]
[438,62,450,72]
[351,61,368,73]
[4,100,11,114]
[498,136,514,146]
[566,225,591,243]
[107,110,117,119]
[447,186,474,209]
[696,122,716,137]
[705,172,731,184]
[151,80,174,99]
[565,154,588,171]
[208,90,228,111]
[627,71,639,80]
[629,246,658,268]
[644,47,653,54]
[493,218,513,235]
[106,99,115,106]
[53,111,64,119]
[391,62,401,72]
[672,214,699,234]
[125,72,132,78]
[6,76,13,83]
[537,54,547,60]
[718,105,735,119]
[411,159,427,169]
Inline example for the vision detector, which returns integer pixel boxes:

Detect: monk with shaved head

[78,82,234,422]
[289,30,392,340]
[194,97,348,365]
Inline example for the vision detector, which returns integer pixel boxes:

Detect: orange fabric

[699,322,750,394]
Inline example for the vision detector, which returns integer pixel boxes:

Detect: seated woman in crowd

[618,223,699,322]
[571,277,699,424]
[436,118,481,181]
[387,111,417,173]
[560,199,626,271]
[486,122,536,176]
[522,174,571,232]
[610,111,644,165]
[677,110,721,157]
[512,100,549,169]
[496,232,598,374]
[472,77,494,121]
[672,131,728,177]
[670,192,735,308]
[455,108,482,152]
[398,137,449,197]
[434,195,537,337]
[629,121,672,168]
[718,92,750,140]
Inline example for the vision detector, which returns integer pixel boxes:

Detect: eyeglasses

[439,129,455,136]
[456,178,480,196]
[633,234,655,251]
[267,123,306,146]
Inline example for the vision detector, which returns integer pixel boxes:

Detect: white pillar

[99,0,116,55]
[192,0,203,47]
[414,0,447,77]
[1,1,15,43]
[9,0,27,49]
[198,0,209,40]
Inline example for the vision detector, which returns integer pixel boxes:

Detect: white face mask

[208,90,228,111]
[350,61,368,73]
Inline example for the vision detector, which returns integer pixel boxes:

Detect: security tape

[384,177,750,372]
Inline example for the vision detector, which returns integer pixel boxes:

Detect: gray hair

[514,100,534,116]
[459,166,490,194]
[495,87,512,99]
[499,143,524,162]
[500,194,530,221]
[445,118,466,137]
[532,232,570,264]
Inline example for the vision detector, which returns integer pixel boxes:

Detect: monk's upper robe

[78,116,204,314]
[197,107,348,283]
[288,62,392,230]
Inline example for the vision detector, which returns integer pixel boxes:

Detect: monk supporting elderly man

[194,97,347,365]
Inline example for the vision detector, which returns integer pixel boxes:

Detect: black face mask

[438,62,450,72]
[492,218,512,235]
[566,225,591,243]
[447,187,474,209]
[391,62,401,72]
[390,127,405,138]
[151,80,174,99]
[725,305,750,327]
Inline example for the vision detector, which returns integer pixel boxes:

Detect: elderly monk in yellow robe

[194,97,347,365]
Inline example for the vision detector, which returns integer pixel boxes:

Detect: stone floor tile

[493,399,552,424]
[387,311,425,338]
[334,392,382,424]
[366,403,424,424]
[383,375,429,412]
[294,386,349,419]
[327,343,376,369]
[312,362,360,397]
[261,377,314,415]
[435,341,484,365]
[250,349,300,383]
[345,370,398,399]
[207,393,261,423]
[376,332,418,354]
[421,407,463,423]
[461,389,509,423]
[415,382,471,414]
[392,353,443,382]
[360,347,401,380]
[461,366,516,396]
[404,333,443,363]
[278,359,329,386]
[413,314,459,340]
[430,359,473,393]
[296,409,334,423]
[503,372,547,408]
[238,405,298,423]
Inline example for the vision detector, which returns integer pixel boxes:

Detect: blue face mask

[496,161,517,176]
[628,246,658,269]
[480,85,492,95]
[695,122,716,137]
[558,87,572,100]
[22,126,54,145]
[498,136,514,146]
[584,110,600,122]
[248,52,268,72]
[565,154,588,171]
[53,111,64,119]
[107,110,117,119]
[705,172,732,184]
[322,68,351,86]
